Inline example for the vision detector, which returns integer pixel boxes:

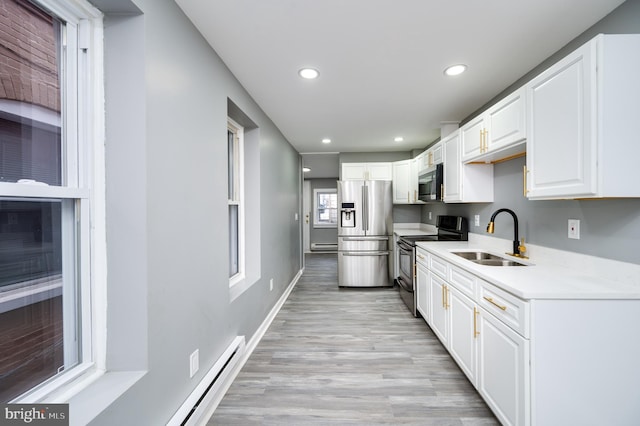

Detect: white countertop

[416,235,640,300]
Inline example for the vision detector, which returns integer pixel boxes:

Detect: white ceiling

[175,0,624,155]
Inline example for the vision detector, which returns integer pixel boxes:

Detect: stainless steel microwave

[418,163,443,202]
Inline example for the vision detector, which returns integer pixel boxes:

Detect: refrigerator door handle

[362,186,368,232]
[342,251,389,257]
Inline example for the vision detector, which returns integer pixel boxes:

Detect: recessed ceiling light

[303,167,311,172]
[299,68,319,79]
[394,136,404,142]
[444,64,467,76]
[322,138,331,144]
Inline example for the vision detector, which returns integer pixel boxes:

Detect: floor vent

[311,242,338,251]
[168,336,245,426]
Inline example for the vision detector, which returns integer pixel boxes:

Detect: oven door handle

[397,240,414,251]
[396,276,414,293]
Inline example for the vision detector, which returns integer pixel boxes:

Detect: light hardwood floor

[207,253,498,425]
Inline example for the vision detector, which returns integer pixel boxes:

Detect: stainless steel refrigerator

[337,180,393,287]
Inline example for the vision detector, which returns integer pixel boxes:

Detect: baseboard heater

[310,242,337,251]
[167,336,245,426]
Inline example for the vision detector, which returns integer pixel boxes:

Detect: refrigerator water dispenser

[340,202,356,228]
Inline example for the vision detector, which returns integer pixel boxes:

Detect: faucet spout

[486,208,522,257]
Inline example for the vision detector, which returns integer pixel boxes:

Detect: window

[228,119,244,282]
[0,0,103,402]
[313,189,337,228]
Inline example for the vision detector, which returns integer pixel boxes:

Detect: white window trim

[0,0,108,403]
[313,188,338,229]
[228,118,245,288]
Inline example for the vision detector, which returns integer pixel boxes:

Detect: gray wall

[393,205,422,223]
[422,0,640,265]
[91,0,302,424]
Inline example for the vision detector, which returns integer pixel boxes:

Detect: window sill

[61,369,146,426]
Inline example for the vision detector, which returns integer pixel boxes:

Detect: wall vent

[167,336,245,426]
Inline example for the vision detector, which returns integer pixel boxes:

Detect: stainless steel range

[396,215,468,317]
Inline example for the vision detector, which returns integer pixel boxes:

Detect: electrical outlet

[190,349,199,378]
[270,278,274,291]
[568,219,580,239]
[474,215,480,227]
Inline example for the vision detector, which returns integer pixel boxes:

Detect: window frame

[313,188,338,229]
[227,118,245,287]
[0,0,106,402]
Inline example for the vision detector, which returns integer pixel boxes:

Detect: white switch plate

[568,219,580,239]
[190,349,199,378]
[474,215,480,227]
[294,213,299,221]
[269,278,274,291]
[428,212,432,220]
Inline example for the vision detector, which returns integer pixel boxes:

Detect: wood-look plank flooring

[207,253,498,425]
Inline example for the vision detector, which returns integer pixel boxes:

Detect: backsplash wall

[422,157,640,265]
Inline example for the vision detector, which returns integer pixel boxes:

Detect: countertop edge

[415,240,640,300]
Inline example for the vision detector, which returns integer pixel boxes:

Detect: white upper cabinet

[442,130,494,203]
[461,87,527,164]
[526,34,640,199]
[341,162,393,181]
[420,141,443,172]
[392,158,422,204]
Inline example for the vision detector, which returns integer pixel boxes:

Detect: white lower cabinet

[448,285,478,386]
[418,248,640,425]
[429,272,449,345]
[477,306,529,426]
[420,251,530,425]
[416,257,430,321]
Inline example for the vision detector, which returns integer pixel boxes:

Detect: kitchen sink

[451,251,528,266]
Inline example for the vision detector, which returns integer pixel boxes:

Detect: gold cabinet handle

[413,263,416,279]
[523,165,529,197]
[417,254,425,260]
[408,191,410,202]
[484,129,489,152]
[440,183,444,200]
[444,286,450,309]
[442,285,446,308]
[414,189,417,202]
[473,307,480,338]
[483,296,507,311]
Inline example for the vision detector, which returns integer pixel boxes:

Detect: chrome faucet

[486,208,527,258]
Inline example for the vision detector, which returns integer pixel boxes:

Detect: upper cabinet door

[461,115,485,162]
[526,41,597,199]
[367,163,393,180]
[342,163,392,181]
[461,88,526,164]
[392,160,411,203]
[486,87,526,153]
[342,163,368,180]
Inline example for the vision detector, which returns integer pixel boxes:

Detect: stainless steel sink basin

[451,251,528,266]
